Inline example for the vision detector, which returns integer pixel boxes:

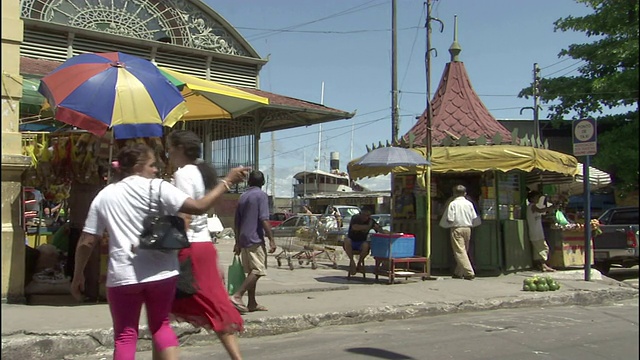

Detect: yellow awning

[159,67,269,126]
[348,145,579,180]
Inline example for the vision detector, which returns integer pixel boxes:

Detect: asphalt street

[606,266,639,288]
[79,299,639,360]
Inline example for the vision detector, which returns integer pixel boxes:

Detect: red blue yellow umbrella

[38,52,187,139]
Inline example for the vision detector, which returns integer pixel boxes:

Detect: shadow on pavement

[346,347,416,360]
[313,275,377,285]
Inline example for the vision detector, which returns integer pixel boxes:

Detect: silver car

[271,214,321,238]
[371,214,391,232]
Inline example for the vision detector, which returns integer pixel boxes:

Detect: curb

[2,286,637,360]
[258,284,349,296]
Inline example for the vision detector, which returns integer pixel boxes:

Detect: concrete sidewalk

[2,238,638,360]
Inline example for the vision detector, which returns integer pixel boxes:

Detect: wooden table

[373,256,429,284]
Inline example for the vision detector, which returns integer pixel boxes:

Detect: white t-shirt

[172,164,211,243]
[440,196,480,228]
[526,203,546,242]
[83,175,189,287]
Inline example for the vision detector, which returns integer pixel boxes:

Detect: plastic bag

[50,224,70,254]
[227,255,246,295]
[555,210,569,226]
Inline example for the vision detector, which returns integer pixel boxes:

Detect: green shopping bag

[555,210,570,226]
[227,255,246,295]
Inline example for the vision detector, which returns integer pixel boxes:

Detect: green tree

[519,0,639,193]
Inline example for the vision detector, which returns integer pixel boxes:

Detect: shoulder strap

[157,179,165,214]
[147,178,165,215]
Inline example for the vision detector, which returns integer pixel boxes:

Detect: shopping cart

[274,226,338,270]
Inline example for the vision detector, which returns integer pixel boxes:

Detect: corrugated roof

[19,56,354,132]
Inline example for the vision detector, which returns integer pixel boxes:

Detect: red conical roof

[404,15,512,147]
[405,61,512,146]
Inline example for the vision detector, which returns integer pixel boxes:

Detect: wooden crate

[549,230,594,268]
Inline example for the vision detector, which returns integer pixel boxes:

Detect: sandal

[229,296,248,314]
[248,304,268,312]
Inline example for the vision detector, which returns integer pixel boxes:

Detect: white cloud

[356,175,392,191]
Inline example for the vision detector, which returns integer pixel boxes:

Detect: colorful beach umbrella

[159,67,269,126]
[38,52,188,139]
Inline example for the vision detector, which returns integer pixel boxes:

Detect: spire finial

[449,15,462,62]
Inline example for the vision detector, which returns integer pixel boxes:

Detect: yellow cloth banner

[348,145,578,180]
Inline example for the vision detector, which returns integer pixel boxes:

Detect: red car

[268,212,288,228]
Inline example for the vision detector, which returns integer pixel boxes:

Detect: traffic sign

[572,118,597,156]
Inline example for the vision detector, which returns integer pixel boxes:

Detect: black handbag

[139,180,190,251]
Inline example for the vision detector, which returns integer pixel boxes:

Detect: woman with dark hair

[70,143,248,360]
[167,130,244,360]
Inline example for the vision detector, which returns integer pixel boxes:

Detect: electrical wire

[539,57,572,70]
[259,113,401,160]
[398,4,426,103]
[245,1,387,42]
[237,26,418,35]
[544,60,584,77]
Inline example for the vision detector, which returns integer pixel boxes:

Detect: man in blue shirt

[231,170,276,313]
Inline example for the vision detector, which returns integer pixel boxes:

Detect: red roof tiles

[404,61,512,145]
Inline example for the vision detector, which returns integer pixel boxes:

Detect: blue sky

[205,0,595,197]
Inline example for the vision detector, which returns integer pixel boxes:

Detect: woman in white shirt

[167,130,244,360]
[70,143,248,360]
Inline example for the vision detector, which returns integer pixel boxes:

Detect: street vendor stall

[348,144,579,274]
[20,129,170,303]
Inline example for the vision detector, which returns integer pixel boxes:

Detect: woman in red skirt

[167,130,244,360]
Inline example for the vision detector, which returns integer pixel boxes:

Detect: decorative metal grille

[184,119,256,191]
[21,0,250,55]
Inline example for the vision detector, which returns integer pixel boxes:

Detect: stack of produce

[21,132,112,204]
[522,276,561,292]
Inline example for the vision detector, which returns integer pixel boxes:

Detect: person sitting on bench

[344,208,386,275]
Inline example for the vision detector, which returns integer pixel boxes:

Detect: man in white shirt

[440,185,481,280]
[526,191,556,272]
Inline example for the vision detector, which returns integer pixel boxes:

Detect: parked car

[593,206,639,275]
[268,212,288,228]
[321,205,361,229]
[271,214,321,238]
[371,214,391,232]
[325,213,392,245]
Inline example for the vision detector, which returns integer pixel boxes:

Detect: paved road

[607,266,639,288]
[80,299,639,360]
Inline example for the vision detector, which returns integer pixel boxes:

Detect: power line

[539,57,572,70]
[260,111,416,144]
[544,60,584,77]
[237,26,419,35]
[398,5,426,101]
[245,1,387,41]
[259,114,390,161]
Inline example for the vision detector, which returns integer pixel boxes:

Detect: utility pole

[533,62,541,145]
[270,131,276,207]
[391,0,399,143]
[424,0,443,277]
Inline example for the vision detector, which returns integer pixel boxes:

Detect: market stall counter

[546,224,594,268]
